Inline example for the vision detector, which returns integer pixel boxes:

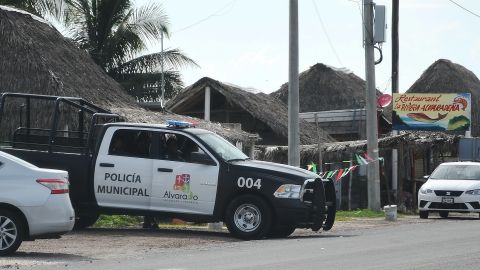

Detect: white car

[418,162,480,219]
[0,151,75,255]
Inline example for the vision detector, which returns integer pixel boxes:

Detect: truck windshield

[430,165,480,180]
[197,133,249,162]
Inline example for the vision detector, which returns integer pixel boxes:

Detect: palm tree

[1,0,197,102]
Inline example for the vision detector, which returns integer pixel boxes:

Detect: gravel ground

[0,214,469,269]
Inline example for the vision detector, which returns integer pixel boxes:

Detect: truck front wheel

[267,225,296,238]
[225,194,272,240]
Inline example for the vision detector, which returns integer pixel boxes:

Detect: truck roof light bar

[167,120,196,128]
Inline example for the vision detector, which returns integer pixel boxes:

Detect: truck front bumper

[274,178,336,231]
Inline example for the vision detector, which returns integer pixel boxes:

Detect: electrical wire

[172,0,238,34]
[379,76,392,93]
[448,0,480,19]
[347,0,374,47]
[311,0,344,67]
[374,45,383,65]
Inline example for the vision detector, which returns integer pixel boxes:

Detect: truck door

[94,127,153,210]
[151,132,219,215]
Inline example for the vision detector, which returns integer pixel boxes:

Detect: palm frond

[116,48,199,74]
[128,2,170,43]
[96,0,131,47]
[116,71,184,102]
[103,24,144,71]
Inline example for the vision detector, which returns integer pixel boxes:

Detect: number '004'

[237,177,261,189]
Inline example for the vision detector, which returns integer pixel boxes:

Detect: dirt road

[0,216,434,269]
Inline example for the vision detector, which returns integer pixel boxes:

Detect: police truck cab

[0,93,336,240]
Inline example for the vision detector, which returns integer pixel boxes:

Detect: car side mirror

[423,175,430,180]
[190,153,217,166]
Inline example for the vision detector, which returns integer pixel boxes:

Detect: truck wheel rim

[234,204,261,233]
[0,216,17,251]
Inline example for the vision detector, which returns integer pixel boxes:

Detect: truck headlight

[465,189,480,195]
[274,184,301,199]
[419,187,433,194]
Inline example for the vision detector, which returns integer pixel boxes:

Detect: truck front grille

[300,179,315,204]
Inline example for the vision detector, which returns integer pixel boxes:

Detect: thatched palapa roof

[407,59,480,136]
[167,77,335,144]
[256,131,461,165]
[271,63,377,112]
[0,6,253,143]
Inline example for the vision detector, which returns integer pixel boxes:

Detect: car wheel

[225,194,272,240]
[0,210,24,256]
[267,225,296,238]
[419,210,429,219]
[439,211,449,218]
[74,214,100,230]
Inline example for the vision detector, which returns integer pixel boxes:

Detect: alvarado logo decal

[163,174,198,201]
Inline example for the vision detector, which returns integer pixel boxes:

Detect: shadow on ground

[78,227,235,239]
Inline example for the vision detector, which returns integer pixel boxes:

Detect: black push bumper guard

[301,178,336,231]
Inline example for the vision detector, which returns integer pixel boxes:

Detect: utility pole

[160,31,165,109]
[288,0,300,167]
[391,0,399,203]
[363,0,381,210]
[392,0,399,95]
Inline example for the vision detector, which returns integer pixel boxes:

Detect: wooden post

[398,143,404,202]
[314,113,323,172]
[204,86,211,121]
[348,155,353,210]
[411,149,417,210]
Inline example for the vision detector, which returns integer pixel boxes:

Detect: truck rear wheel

[225,194,272,240]
[0,210,24,256]
[74,214,99,230]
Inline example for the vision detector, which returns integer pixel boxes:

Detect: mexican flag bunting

[364,153,374,162]
[336,169,344,182]
[307,162,317,173]
[356,154,368,165]
[341,167,351,177]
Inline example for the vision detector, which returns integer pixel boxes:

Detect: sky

[137,0,480,94]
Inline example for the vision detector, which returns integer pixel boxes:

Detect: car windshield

[430,164,480,180]
[197,133,249,162]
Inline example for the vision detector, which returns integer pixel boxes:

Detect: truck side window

[109,129,153,158]
[158,133,213,165]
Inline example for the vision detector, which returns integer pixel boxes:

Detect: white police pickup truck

[0,93,336,240]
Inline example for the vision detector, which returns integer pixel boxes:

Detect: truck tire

[74,214,100,230]
[419,210,429,219]
[0,210,24,256]
[439,211,449,218]
[267,225,296,238]
[225,194,272,240]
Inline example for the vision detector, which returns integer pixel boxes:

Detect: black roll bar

[0,92,121,153]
